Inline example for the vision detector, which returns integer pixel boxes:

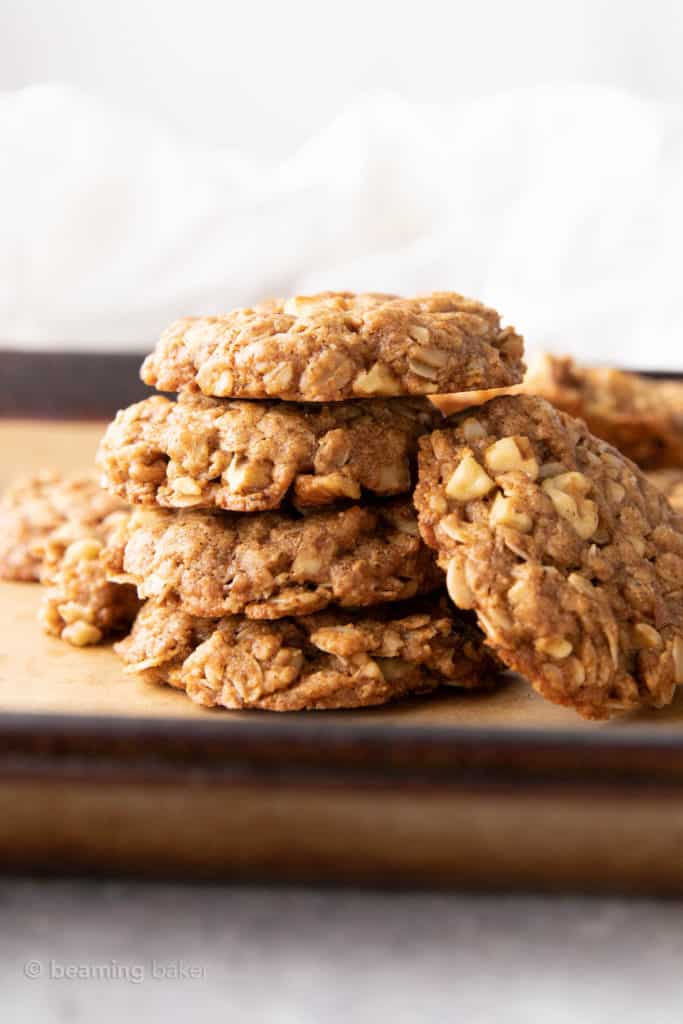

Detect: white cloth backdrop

[1,83,682,368]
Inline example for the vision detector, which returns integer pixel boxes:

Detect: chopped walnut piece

[484,437,539,479]
[353,362,401,395]
[446,455,495,501]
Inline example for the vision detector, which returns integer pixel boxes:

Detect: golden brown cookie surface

[141,291,524,401]
[106,501,441,620]
[116,595,496,711]
[98,391,441,512]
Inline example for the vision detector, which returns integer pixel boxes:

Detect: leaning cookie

[141,291,524,402]
[0,470,128,582]
[523,353,683,469]
[414,394,683,720]
[97,391,441,512]
[105,501,440,619]
[116,596,496,711]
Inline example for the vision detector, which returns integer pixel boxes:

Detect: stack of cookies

[94,291,525,710]
[3,290,683,722]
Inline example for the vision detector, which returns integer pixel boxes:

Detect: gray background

[2,879,683,1022]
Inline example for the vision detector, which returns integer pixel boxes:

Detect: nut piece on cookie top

[414,394,683,720]
[140,291,525,402]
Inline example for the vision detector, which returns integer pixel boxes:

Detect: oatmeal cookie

[106,501,440,619]
[647,469,683,514]
[116,596,496,711]
[523,353,683,469]
[414,394,683,719]
[39,530,140,647]
[97,391,440,512]
[140,291,524,401]
[0,470,127,582]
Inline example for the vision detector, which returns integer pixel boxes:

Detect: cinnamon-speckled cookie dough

[106,501,440,619]
[141,291,524,401]
[97,391,440,512]
[414,395,683,720]
[116,595,496,711]
[523,353,683,469]
[0,470,127,582]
